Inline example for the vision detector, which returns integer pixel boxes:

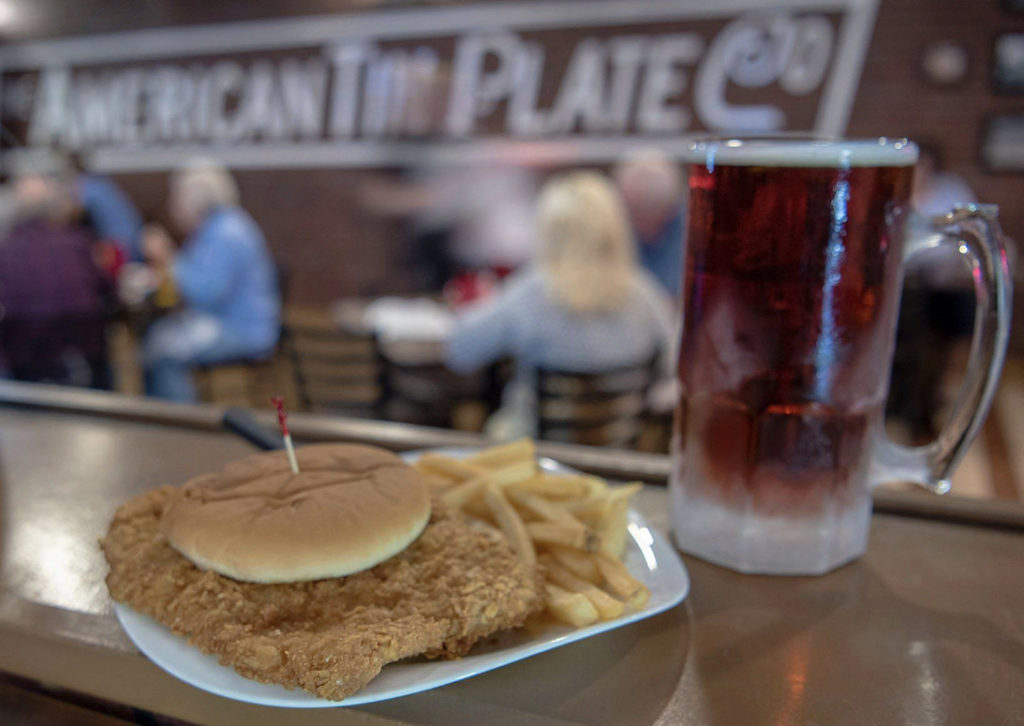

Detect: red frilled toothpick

[271,396,300,474]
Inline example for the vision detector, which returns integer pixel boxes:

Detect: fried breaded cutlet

[101,487,544,701]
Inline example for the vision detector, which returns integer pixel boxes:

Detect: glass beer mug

[670,137,1012,575]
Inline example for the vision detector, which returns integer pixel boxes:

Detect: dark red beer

[675,148,914,518]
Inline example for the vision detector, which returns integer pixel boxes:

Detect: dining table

[0,380,1022,725]
[330,296,454,367]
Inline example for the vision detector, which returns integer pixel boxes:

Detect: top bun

[160,444,430,583]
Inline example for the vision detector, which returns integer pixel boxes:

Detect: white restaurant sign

[0,0,879,170]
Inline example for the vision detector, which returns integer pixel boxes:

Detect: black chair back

[378,343,489,429]
[535,356,658,448]
[281,310,383,418]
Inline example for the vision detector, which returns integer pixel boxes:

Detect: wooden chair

[535,357,658,448]
[194,357,277,407]
[280,309,384,418]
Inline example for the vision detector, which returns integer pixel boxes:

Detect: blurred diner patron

[0,170,112,387]
[446,171,674,439]
[911,142,976,220]
[613,149,686,299]
[141,160,280,401]
[358,62,536,292]
[361,158,537,292]
[906,142,978,288]
[71,154,143,263]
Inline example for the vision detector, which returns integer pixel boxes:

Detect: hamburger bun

[160,443,430,583]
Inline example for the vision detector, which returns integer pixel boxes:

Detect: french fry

[440,461,536,511]
[425,439,648,629]
[543,558,625,619]
[464,438,535,469]
[593,482,641,557]
[597,498,630,558]
[525,521,596,550]
[428,476,458,489]
[560,496,612,524]
[594,552,650,608]
[483,482,536,566]
[417,453,487,482]
[558,482,640,529]
[580,475,610,498]
[441,474,525,519]
[440,476,487,509]
[547,544,602,584]
[608,482,643,502]
[483,459,537,487]
[412,460,456,484]
[545,584,599,627]
[505,473,589,499]
[507,489,585,527]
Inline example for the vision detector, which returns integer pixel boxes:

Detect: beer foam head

[686,137,919,169]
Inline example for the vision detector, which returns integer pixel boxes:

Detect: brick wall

[3,0,1022,301]
[849,0,1022,235]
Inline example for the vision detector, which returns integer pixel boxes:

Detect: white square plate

[114,450,690,707]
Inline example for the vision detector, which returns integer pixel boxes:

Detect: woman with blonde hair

[535,171,636,312]
[446,171,674,438]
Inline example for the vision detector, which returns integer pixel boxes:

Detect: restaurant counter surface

[0,383,1022,725]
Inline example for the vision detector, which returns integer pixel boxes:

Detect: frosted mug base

[670,485,872,576]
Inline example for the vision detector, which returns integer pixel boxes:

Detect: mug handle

[871,204,1013,493]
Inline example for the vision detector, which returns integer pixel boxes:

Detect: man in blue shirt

[77,172,144,260]
[142,160,280,401]
[614,150,687,300]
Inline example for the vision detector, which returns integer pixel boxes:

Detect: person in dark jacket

[0,172,112,387]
